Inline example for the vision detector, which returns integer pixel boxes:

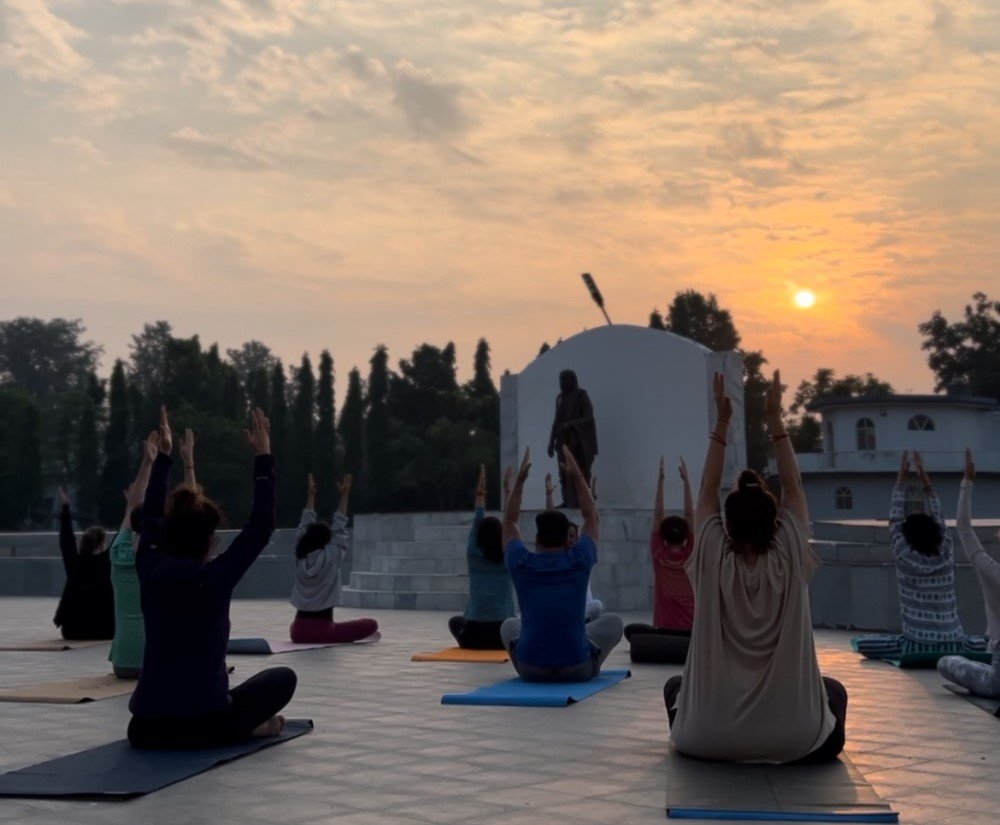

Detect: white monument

[500,325,746,510]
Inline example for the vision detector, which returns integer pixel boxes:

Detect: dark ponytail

[724,470,778,553]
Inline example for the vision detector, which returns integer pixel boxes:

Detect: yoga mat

[226,632,380,655]
[441,669,631,707]
[665,752,898,822]
[629,633,690,665]
[411,647,509,663]
[849,638,992,668]
[0,673,135,704]
[0,719,313,799]
[943,684,1000,717]
[0,640,108,652]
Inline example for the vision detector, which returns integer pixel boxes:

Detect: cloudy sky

[1,0,998,394]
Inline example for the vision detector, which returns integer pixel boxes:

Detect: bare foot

[251,715,285,738]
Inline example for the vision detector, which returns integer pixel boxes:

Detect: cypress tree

[285,353,315,524]
[338,367,365,508]
[98,360,130,525]
[246,366,270,415]
[314,351,336,519]
[269,361,290,523]
[74,377,102,526]
[365,346,390,511]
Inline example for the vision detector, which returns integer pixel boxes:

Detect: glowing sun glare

[794,290,816,309]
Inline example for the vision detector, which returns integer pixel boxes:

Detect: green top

[108,527,145,670]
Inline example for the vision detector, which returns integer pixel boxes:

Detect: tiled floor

[1,598,998,824]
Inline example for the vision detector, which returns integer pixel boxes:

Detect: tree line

[0,319,499,529]
[0,290,995,530]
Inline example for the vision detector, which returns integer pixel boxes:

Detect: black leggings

[128,667,297,749]
[448,616,505,650]
[624,623,691,642]
[663,675,847,764]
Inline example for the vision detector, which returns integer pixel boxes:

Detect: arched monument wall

[500,325,745,510]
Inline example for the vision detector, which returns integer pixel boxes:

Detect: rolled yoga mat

[942,683,1000,717]
[0,640,108,652]
[411,647,510,663]
[629,633,690,665]
[0,719,313,799]
[664,751,898,822]
[0,673,136,704]
[442,669,631,707]
[227,633,381,655]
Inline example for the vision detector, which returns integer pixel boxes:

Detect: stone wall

[2,512,998,633]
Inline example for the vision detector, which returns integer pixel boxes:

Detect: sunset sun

[794,290,816,309]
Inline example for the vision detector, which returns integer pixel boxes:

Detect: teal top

[108,527,145,670]
[464,507,516,622]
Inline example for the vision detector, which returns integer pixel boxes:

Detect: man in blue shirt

[500,446,623,681]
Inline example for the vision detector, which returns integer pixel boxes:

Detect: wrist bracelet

[709,433,727,447]
[771,433,789,442]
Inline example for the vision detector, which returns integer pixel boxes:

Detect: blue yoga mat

[441,669,631,707]
[668,809,898,822]
[0,719,313,799]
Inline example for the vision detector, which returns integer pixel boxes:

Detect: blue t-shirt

[465,507,516,622]
[505,535,597,668]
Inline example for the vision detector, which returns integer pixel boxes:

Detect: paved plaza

[1,597,998,824]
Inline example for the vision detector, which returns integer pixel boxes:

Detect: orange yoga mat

[0,673,135,704]
[411,647,509,663]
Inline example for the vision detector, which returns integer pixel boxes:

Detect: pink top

[651,532,695,630]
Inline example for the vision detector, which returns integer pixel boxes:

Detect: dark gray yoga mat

[943,683,1000,717]
[0,719,313,799]
[665,751,898,822]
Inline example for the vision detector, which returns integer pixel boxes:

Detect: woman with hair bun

[127,407,296,749]
[664,371,847,764]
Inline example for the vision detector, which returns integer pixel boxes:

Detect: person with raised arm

[664,371,846,763]
[855,450,985,660]
[53,484,114,641]
[546,472,603,622]
[179,427,197,488]
[938,449,1000,695]
[107,430,159,679]
[447,464,515,650]
[128,407,296,749]
[289,472,379,645]
[500,447,623,682]
[624,456,695,663]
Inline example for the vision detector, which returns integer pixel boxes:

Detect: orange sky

[2,0,998,394]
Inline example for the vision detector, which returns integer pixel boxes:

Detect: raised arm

[912,451,944,531]
[502,466,512,513]
[545,472,555,510]
[694,373,731,528]
[957,449,999,582]
[297,473,317,539]
[888,450,909,555]
[121,431,159,532]
[337,473,352,517]
[208,408,276,586]
[57,486,76,569]
[767,370,808,527]
[137,407,174,567]
[468,466,486,555]
[653,457,665,527]
[679,457,693,527]
[179,428,196,488]
[502,449,530,548]
[562,445,599,542]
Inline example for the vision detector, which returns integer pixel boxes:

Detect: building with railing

[785,390,1000,519]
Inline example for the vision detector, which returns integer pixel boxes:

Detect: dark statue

[547,369,598,508]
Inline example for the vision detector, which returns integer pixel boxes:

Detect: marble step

[370,555,468,575]
[413,524,474,542]
[340,587,468,611]
[384,540,466,558]
[348,571,469,593]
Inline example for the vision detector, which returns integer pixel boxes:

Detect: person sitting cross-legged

[448,464,515,650]
[664,371,846,764]
[855,450,986,661]
[500,446,623,682]
[128,407,296,749]
[625,456,695,663]
[289,473,379,645]
[938,448,1000,696]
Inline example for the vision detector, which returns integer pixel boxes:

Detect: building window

[903,485,925,517]
[907,414,935,431]
[835,487,853,510]
[856,417,876,451]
